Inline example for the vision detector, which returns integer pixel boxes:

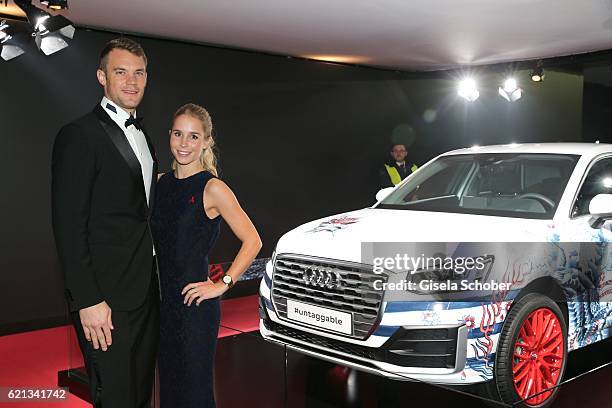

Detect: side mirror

[588,194,612,228]
[376,187,395,202]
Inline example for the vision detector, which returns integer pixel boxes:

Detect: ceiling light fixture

[530,61,544,82]
[498,77,522,102]
[458,77,479,102]
[0,20,26,61]
[0,20,9,42]
[14,0,74,56]
[40,0,68,10]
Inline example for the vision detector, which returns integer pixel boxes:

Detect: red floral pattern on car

[307,215,359,234]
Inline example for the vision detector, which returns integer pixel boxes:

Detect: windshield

[377,153,579,219]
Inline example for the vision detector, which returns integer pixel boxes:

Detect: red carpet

[0,295,260,407]
[218,294,260,338]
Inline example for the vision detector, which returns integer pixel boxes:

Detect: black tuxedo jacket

[52,104,158,312]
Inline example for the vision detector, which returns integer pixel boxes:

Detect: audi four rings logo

[302,266,342,289]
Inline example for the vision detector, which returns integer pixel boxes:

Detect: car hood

[275,208,554,263]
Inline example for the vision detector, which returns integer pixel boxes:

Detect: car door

[559,156,612,346]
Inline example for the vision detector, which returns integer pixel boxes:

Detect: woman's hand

[182,280,228,306]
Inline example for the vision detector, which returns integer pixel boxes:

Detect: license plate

[286,299,352,335]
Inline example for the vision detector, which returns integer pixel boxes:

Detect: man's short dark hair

[99,37,147,72]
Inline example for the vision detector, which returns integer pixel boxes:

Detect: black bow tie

[125,115,144,131]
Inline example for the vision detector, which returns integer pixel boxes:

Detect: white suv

[259,143,612,407]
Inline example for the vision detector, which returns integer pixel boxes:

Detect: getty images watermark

[370,252,509,292]
[360,242,530,301]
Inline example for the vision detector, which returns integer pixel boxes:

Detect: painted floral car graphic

[259,143,612,407]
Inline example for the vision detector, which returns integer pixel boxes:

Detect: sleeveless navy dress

[151,170,221,408]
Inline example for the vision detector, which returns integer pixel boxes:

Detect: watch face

[223,275,232,285]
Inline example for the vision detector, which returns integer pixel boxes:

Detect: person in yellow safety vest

[380,143,418,187]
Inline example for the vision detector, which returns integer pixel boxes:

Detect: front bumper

[259,298,474,385]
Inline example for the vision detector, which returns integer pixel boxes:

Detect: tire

[493,293,567,408]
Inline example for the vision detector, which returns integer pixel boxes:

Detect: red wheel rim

[512,307,564,406]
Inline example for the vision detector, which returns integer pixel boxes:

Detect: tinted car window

[378,153,579,219]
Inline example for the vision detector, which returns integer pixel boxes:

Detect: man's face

[96,49,147,113]
[391,145,407,162]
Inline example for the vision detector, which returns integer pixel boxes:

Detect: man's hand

[78,301,114,351]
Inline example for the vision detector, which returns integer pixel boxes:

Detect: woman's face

[170,114,209,166]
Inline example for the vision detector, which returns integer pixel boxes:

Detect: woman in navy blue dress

[151,103,262,407]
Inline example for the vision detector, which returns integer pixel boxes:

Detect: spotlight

[34,16,75,55]
[498,77,522,102]
[14,0,74,56]
[531,61,544,82]
[40,0,68,10]
[458,78,479,102]
[0,22,7,41]
[35,15,50,32]
[0,20,26,61]
[531,68,544,82]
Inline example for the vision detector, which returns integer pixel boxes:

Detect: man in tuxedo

[52,37,159,407]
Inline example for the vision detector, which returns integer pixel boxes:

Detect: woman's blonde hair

[171,103,218,177]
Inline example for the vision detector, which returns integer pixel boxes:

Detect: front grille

[271,254,388,339]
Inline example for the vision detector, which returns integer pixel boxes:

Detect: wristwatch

[222,274,234,288]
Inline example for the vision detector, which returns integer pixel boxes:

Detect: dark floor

[215,332,612,408]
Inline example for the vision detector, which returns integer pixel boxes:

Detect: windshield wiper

[401,194,458,205]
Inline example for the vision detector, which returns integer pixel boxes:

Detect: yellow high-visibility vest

[385,164,418,185]
[385,165,402,185]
